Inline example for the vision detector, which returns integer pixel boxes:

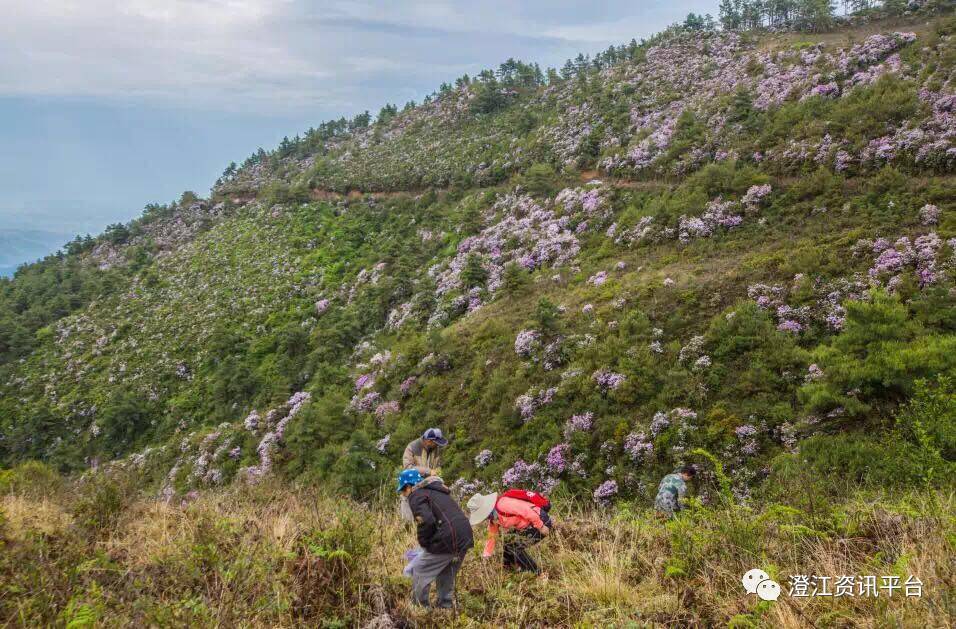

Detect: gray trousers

[412,550,465,608]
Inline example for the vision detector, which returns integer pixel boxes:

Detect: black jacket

[407,481,475,555]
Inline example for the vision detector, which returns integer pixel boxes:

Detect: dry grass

[1,481,952,628]
[1,495,72,540]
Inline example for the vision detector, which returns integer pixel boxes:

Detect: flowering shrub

[515,386,557,421]
[678,336,706,363]
[555,186,606,215]
[624,432,654,463]
[399,376,417,397]
[866,233,946,288]
[587,271,608,286]
[592,369,626,393]
[502,459,536,486]
[374,401,400,419]
[238,392,312,484]
[474,449,493,468]
[349,391,380,413]
[514,329,541,357]
[919,204,940,226]
[564,412,594,438]
[355,373,375,391]
[546,443,571,474]
[741,184,772,210]
[593,480,618,504]
[677,199,743,244]
[777,319,803,333]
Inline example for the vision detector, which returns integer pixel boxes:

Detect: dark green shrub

[70,473,133,534]
[519,163,561,197]
[795,433,941,487]
[0,460,62,498]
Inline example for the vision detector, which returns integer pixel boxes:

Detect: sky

[0,0,716,272]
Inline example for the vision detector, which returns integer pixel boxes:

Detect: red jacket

[482,495,547,557]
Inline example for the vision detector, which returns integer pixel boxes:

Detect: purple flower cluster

[649,411,671,436]
[588,271,609,286]
[592,369,626,393]
[806,364,824,382]
[777,319,803,333]
[449,477,484,501]
[623,432,654,463]
[175,362,192,380]
[240,391,312,483]
[741,184,772,211]
[678,335,706,363]
[243,410,260,432]
[919,204,941,226]
[555,186,606,215]
[400,376,417,397]
[735,424,759,457]
[501,459,558,493]
[514,329,541,357]
[672,407,697,421]
[474,449,493,468]
[748,283,821,331]
[808,82,839,99]
[734,424,757,440]
[866,232,945,288]
[546,443,571,474]
[350,391,381,412]
[375,434,391,453]
[677,199,744,244]
[515,386,558,421]
[355,373,376,391]
[564,411,594,438]
[593,480,618,504]
[430,189,595,306]
[374,400,400,419]
[502,459,536,486]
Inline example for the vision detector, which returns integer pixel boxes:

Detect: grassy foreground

[1,467,952,627]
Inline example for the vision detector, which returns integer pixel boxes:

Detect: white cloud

[0,0,715,113]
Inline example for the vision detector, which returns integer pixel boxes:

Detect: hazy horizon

[0,0,715,273]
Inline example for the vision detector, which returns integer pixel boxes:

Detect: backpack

[500,489,551,512]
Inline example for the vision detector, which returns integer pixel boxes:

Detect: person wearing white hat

[467,491,550,574]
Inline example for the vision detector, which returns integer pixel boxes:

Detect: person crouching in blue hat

[397,469,474,609]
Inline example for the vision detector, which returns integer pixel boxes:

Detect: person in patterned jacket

[654,465,696,517]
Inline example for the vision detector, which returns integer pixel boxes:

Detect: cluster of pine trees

[718,0,930,32]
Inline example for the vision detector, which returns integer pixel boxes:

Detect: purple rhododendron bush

[2,7,956,628]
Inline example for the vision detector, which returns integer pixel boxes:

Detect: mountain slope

[0,14,954,506]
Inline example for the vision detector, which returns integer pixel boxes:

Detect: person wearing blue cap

[397,468,473,609]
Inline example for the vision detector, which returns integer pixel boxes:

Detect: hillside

[1,8,955,627]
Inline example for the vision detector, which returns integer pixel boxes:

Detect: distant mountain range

[0,228,72,276]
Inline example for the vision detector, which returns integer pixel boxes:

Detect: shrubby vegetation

[0,465,951,627]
